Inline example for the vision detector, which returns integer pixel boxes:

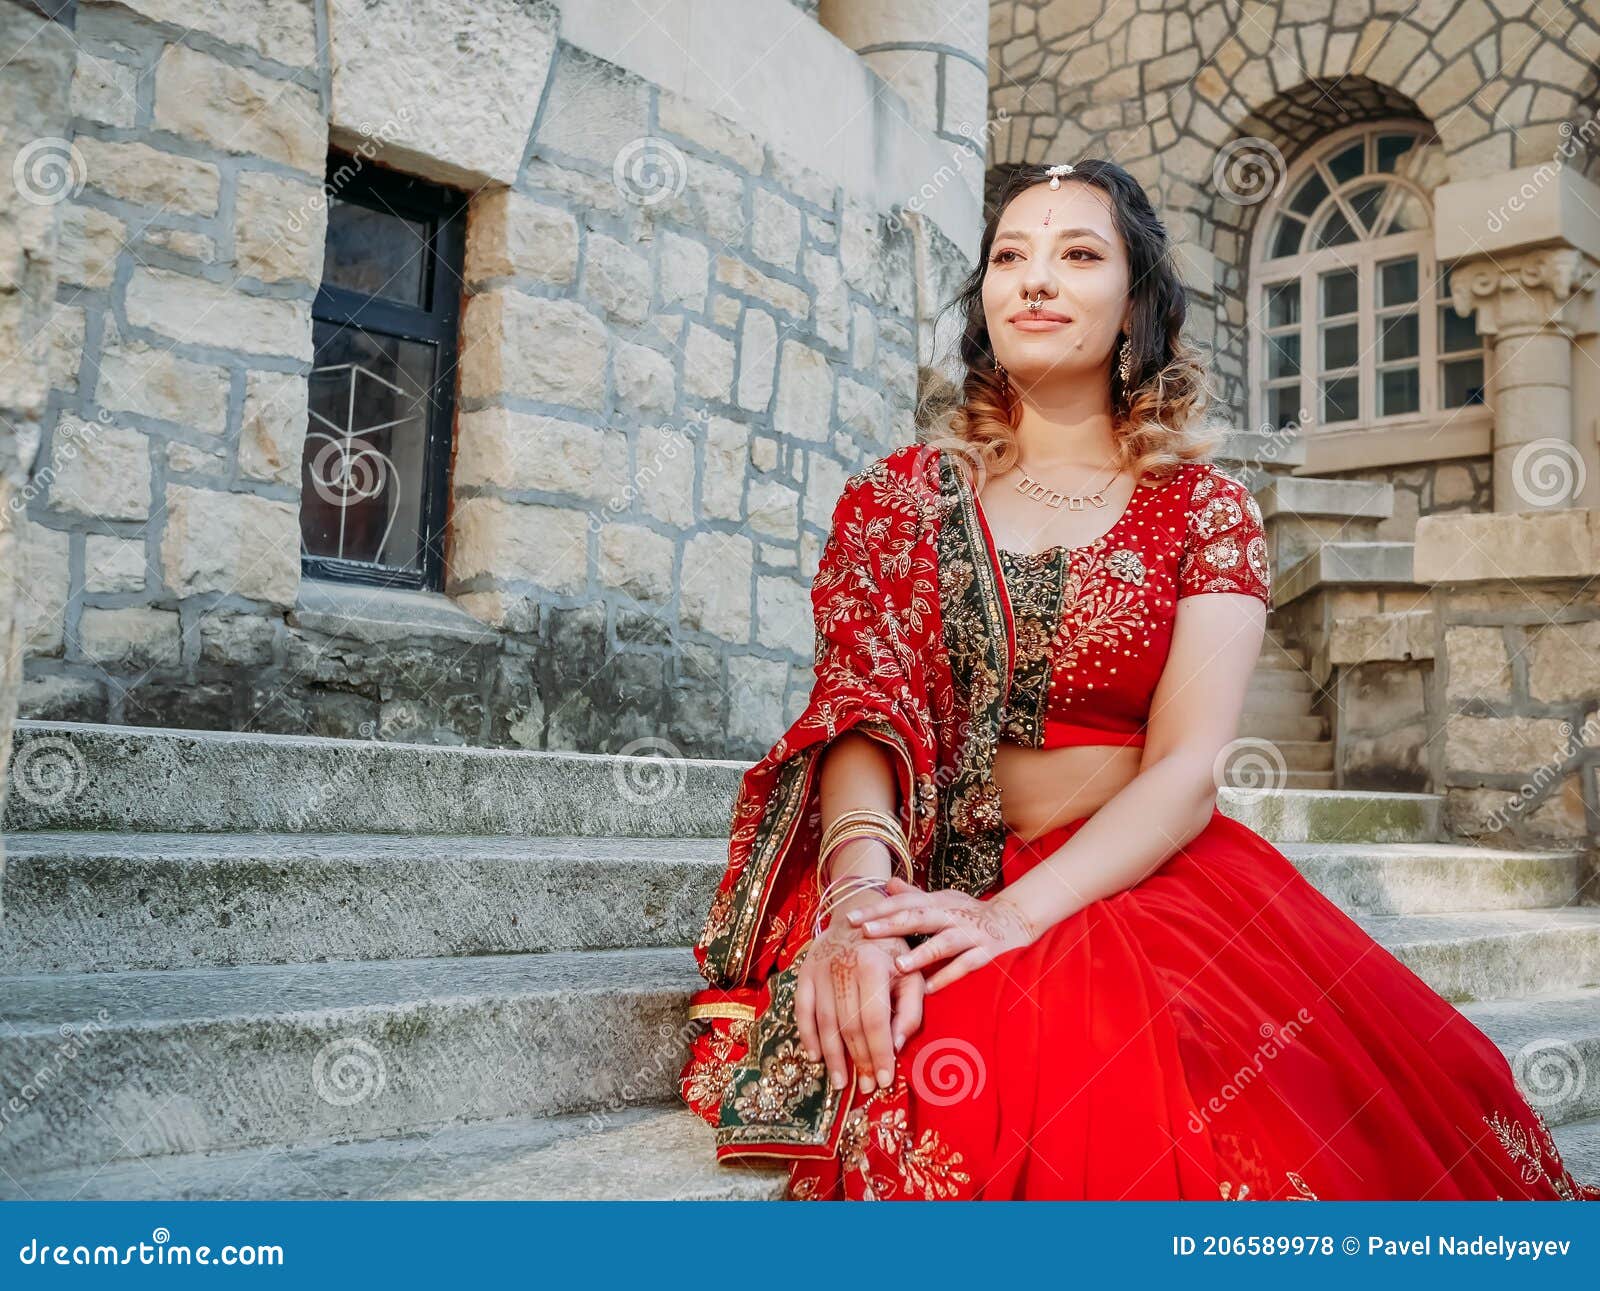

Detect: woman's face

[981,180,1131,392]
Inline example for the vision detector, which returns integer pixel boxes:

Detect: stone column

[1414,509,1600,853]
[1448,246,1600,513]
[818,0,990,149]
[1435,162,1600,515]
[0,0,79,918]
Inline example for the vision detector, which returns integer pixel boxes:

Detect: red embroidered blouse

[985,461,1271,751]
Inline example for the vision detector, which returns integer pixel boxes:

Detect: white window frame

[1247,121,1491,472]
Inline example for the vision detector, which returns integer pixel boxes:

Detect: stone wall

[1416,509,1600,850]
[989,0,1600,426]
[2,0,79,918]
[1323,457,1493,542]
[19,0,978,759]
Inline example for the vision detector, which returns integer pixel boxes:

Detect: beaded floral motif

[1105,546,1146,585]
[1482,1105,1600,1199]
[1179,467,1271,601]
[835,1074,974,1200]
[732,1038,826,1124]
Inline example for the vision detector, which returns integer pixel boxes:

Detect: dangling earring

[994,358,1009,392]
[1116,337,1132,386]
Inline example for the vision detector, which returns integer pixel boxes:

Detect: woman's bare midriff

[992,741,1142,842]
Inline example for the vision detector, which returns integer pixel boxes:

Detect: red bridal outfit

[678,443,1600,1202]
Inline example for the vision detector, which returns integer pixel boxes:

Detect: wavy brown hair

[921,159,1229,486]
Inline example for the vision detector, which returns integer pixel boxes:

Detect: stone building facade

[7,0,1600,852]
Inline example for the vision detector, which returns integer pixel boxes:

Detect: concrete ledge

[1259,476,1394,522]
[3,720,748,836]
[1415,508,1600,584]
[1276,542,1417,606]
[290,580,501,646]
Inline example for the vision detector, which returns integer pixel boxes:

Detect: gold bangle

[818,808,908,866]
[818,824,912,884]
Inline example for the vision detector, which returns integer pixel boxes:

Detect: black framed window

[300,150,467,589]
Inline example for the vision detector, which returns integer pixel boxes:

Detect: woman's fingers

[925,945,994,993]
[795,966,819,1061]
[843,890,938,927]
[833,960,870,1090]
[890,969,924,1051]
[893,926,969,973]
[814,980,849,1091]
[857,958,897,1090]
[857,904,947,938]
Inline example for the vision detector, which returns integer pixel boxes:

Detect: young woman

[678,159,1599,1202]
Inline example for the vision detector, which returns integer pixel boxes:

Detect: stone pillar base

[1414,509,1600,851]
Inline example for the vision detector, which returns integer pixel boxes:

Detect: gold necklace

[1011,452,1124,511]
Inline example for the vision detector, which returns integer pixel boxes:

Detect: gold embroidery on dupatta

[837,1076,973,1200]
[927,448,1012,897]
[1482,1105,1594,1199]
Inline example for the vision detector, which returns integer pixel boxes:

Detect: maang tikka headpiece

[1044,163,1075,189]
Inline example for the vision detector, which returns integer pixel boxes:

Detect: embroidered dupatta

[680,442,1020,1161]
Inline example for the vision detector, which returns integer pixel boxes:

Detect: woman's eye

[1064,248,1100,261]
[991,248,1020,264]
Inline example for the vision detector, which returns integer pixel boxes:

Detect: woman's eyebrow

[993,225,1109,243]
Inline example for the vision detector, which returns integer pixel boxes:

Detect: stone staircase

[2,719,1598,1199]
[1237,625,1333,789]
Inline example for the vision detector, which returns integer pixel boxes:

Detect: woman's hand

[845,876,1039,992]
[795,915,924,1095]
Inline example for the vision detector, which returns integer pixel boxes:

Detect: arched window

[1250,123,1488,464]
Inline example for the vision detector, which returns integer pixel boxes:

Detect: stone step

[1252,649,1308,671]
[1353,907,1600,1003]
[1460,987,1600,1127]
[1550,1114,1600,1192]
[1269,739,1335,771]
[0,947,702,1176]
[0,1104,789,1202]
[1276,541,1416,606]
[1232,787,1443,844]
[1240,688,1316,717]
[1236,712,1327,741]
[1248,668,1313,693]
[0,832,726,973]
[4,720,743,838]
[1258,474,1395,523]
[1279,841,1589,915]
[3,808,1478,973]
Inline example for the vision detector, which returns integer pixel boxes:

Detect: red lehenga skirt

[786,806,1600,1201]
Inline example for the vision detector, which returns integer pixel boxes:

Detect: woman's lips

[1009,316,1071,330]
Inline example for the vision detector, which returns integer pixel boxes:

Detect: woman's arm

[1000,592,1266,932]
[794,730,924,1094]
[850,592,1265,989]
